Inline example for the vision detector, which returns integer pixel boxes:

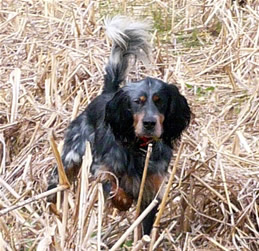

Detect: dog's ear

[105,90,134,138]
[163,84,191,144]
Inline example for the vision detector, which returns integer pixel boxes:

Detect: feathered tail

[103,16,151,93]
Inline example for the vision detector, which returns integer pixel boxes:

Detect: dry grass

[0,0,258,250]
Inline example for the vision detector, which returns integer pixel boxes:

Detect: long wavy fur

[103,16,151,93]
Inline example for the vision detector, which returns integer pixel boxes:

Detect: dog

[47,16,191,235]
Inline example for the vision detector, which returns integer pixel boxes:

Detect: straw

[0,1,258,249]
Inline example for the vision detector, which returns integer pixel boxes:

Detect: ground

[0,0,258,250]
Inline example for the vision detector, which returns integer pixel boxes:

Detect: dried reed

[0,0,258,250]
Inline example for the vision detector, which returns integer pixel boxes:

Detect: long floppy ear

[105,90,134,138]
[163,84,191,144]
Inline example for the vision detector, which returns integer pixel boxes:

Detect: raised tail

[103,16,151,93]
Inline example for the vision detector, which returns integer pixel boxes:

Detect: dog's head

[105,77,191,145]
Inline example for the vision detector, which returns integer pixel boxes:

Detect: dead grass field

[0,0,258,250]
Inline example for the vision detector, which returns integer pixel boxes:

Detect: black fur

[47,16,191,235]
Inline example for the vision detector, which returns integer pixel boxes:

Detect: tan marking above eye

[153,95,160,102]
[139,95,146,103]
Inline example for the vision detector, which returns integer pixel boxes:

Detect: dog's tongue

[140,137,150,143]
[139,137,153,147]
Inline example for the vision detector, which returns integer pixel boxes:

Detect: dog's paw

[111,185,133,211]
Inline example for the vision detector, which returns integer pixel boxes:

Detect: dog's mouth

[138,135,160,147]
[137,131,161,140]
[138,136,153,147]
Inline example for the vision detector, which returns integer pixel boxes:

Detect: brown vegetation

[0,0,258,250]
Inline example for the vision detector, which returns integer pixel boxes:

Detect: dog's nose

[143,118,156,130]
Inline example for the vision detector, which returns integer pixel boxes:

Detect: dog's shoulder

[85,93,115,127]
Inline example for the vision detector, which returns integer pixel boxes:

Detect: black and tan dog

[47,16,191,235]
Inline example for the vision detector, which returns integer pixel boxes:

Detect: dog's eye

[134,96,146,104]
[153,95,160,103]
